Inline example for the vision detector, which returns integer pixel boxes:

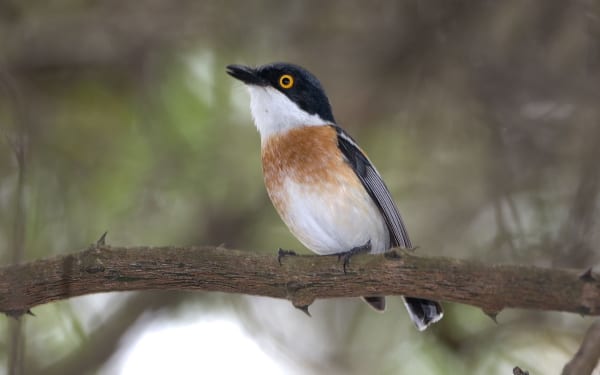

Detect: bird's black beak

[226,64,266,86]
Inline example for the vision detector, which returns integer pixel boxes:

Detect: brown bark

[562,319,600,375]
[1,245,599,317]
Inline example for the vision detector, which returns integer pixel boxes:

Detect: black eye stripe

[253,63,336,123]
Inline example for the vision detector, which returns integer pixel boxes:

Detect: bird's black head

[226,62,336,124]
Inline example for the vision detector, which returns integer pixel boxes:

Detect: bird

[226,62,443,331]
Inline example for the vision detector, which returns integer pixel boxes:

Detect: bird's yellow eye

[279,74,294,89]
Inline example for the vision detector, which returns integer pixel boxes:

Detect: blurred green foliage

[1,1,600,374]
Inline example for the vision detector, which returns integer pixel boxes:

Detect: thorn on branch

[82,234,108,273]
[88,231,108,252]
[579,268,596,282]
[294,304,311,317]
[289,286,314,316]
[97,231,108,246]
[4,309,34,319]
[482,308,501,323]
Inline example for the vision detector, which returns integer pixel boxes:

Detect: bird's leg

[335,240,371,274]
[277,248,297,265]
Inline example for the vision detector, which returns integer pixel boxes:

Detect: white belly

[277,178,389,255]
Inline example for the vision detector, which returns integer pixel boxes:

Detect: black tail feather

[362,296,386,311]
[403,297,443,331]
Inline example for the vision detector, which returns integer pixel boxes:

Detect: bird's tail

[402,297,444,331]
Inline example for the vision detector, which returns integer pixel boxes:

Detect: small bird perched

[226,62,443,330]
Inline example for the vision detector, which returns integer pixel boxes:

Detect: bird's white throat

[247,86,330,140]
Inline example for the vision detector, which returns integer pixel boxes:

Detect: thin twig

[562,320,600,375]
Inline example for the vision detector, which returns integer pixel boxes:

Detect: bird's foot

[335,240,371,274]
[277,248,297,265]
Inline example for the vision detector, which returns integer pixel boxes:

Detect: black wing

[335,126,412,249]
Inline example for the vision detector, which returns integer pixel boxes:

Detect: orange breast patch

[261,125,361,216]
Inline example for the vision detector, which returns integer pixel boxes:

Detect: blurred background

[1,1,600,374]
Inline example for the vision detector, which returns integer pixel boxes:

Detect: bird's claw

[336,240,371,274]
[277,248,297,265]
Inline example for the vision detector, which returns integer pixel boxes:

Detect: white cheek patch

[247,86,329,140]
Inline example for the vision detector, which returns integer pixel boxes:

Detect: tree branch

[562,319,600,375]
[1,245,599,317]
